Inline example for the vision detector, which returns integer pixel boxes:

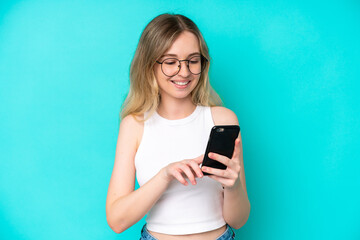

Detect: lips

[171,80,190,86]
[170,80,191,89]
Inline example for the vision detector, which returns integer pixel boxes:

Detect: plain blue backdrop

[1,0,359,239]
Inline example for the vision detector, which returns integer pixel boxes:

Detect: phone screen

[202,125,240,175]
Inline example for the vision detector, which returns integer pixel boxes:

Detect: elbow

[107,221,120,234]
[111,226,124,234]
[106,210,127,234]
[232,212,250,229]
[107,217,126,234]
[228,201,251,230]
[109,225,122,234]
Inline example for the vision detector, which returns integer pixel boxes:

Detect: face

[154,31,202,101]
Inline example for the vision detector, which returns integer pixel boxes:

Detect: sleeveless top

[134,105,226,235]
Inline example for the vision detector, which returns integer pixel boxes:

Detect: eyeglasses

[156,55,208,77]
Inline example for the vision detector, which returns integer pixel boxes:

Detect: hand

[160,155,204,186]
[201,138,242,190]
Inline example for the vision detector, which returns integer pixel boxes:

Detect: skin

[154,31,201,120]
[106,31,250,239]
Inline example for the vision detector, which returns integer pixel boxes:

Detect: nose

[177,60,191,77]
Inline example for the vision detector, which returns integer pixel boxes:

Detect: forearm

[107,170,170,233]
[223,181,250,229]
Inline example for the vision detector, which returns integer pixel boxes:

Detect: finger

[188,160,203,178]
[178,164,197,185]
[208,152,230,167]
[208,174,225,184]
[232,138,241,160]
[193,154,204,164]
[172,169,188,186]
[208,175,233,188]
[202,166,230,178]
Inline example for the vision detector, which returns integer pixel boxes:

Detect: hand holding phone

[201,125,240,175]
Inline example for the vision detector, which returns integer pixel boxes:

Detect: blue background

[1,0,359,239]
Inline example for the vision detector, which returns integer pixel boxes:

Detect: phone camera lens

[216,128,224,133]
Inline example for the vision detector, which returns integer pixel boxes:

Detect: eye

[163,59,178,65]
[189,56,201,64]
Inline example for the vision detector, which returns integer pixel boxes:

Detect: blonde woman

[106,13,250,240]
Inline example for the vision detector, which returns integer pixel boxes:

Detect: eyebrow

[160,52,201,58]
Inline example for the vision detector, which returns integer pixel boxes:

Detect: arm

[202,107,250,229]
[222,134,250,229]
[106,115,204,233]
[106,115,169,233]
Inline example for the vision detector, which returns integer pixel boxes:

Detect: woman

[106,13,250,240]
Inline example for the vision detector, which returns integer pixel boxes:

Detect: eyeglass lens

[161,56,204,77]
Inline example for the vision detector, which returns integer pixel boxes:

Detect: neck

[157,96,196,120]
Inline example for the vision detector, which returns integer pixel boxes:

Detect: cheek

[192,75,201,86]
[154,66,167,82]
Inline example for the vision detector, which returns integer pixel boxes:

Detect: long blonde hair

[121,13,222,120]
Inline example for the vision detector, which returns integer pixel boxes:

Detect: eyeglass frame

[155,55,208,77]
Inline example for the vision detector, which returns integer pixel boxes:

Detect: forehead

[162,31,200,58]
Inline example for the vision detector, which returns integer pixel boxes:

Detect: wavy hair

[121,13,222,120]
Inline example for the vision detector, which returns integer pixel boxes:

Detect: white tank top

[134,105,226,235]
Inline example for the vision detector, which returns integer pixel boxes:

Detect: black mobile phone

[202,125,240,175]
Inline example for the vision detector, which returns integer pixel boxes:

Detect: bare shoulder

[119,114,144,150]
[210,106,239,126]
[120,114,144,128]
